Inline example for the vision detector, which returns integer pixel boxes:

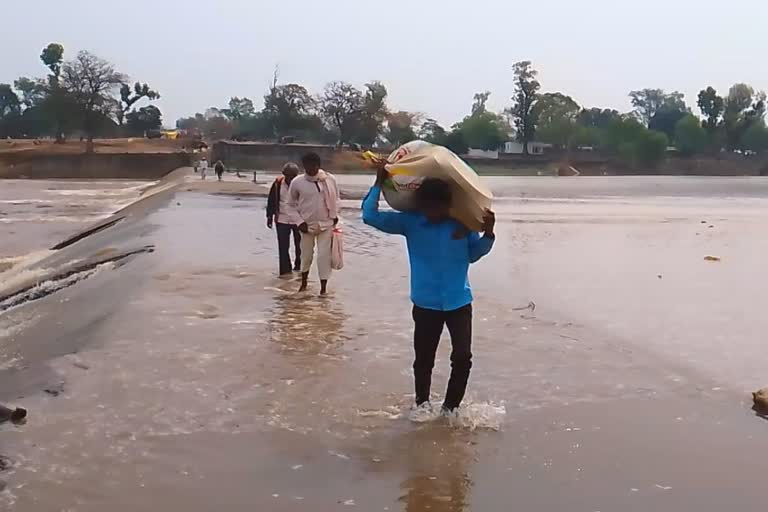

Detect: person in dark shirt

[362,168,495,413]
[214,160,225,181]
[266,163,302,275]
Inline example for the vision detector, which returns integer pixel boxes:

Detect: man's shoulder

[291,175,308,186]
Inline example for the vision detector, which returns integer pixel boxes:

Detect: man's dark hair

[301,152,322,167]
[416,178,452,205]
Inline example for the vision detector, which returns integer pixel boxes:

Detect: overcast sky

[3,0,768,128]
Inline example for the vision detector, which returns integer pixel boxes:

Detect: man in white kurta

[289,152,340,295]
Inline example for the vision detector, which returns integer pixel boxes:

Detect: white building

[466,148,499,159]
[466,141,552,158]
[502,141,550,155]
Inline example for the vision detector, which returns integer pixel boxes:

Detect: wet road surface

[2,176,768,510]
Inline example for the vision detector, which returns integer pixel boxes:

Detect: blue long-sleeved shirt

[362,185,494,311]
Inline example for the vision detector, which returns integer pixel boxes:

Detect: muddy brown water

[2,175,768,510]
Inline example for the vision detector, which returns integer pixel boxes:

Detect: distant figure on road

[289,152,340,295]
[214,160,225,181]
[266,163,303,276]
[199,157,208,180]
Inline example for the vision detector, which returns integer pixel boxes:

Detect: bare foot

[320,280,328,295]
[299,272,309,292]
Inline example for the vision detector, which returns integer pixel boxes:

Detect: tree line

[176,70,414,149]
[0,43,161,150]
[5,48,767,167]
[177,61,768,167]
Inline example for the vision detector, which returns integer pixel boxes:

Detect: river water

[2,175,768,511]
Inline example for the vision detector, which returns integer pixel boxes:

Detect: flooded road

[2,175,768,510]
[0,179,153,266]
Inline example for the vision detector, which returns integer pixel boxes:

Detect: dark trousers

[412,303,473,410]
[276,222,301,275]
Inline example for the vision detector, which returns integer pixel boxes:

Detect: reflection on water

[398,429,473,512]
[267,282,349,353]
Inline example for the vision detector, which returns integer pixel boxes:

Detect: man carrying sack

[362,166,495,414]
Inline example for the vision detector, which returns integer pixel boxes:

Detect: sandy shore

[2,175,768,510]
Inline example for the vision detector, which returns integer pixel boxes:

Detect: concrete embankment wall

[212,141,341,171]
[212,140,768,176]
[0,152,191,179]
[469,153,768,176]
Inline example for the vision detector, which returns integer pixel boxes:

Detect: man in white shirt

[266,163,302,275]
[289,152,340,295]
[198,158,208,180]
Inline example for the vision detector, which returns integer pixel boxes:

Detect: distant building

[466,148,499,159]
[502,141,550,155]
[466,141,552,158]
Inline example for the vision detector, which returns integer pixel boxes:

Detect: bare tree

[61,51,126,151]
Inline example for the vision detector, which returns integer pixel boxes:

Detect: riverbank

[2,176,768,510]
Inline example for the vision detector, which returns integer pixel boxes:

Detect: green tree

[649,104,689,141]
[0,84,21,118]
[40,43,64,80]
[357,81,389,146]
[13,77,47,108]
[723,84,766,150]
[508,60,540,155]
[697,87,724,136]
[634,130,669,167]
[0,84,22,138]
[263,84,315,136]
[629,89,685,126]
[125,105,162,135]
[443,128,468,155]
[674,115,707,156]
[176,113,205,131]
[457,111,506,151]
[223,96,255,121]
[117,82,160,126]
[233,113,273,139]
[740,120,768,153]
[418,118,447,144]
[602,117,647,153]
[386,111,419,146]
[571,126,602,148]
[577,107,622,129]
[533,92,580,149]
[38,43,73,142]
[319,81,364,144]
[61,50,126,151]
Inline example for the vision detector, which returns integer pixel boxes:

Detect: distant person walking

[199,157,208,180]
[214,160,225,181]
[266,163,303,276]
[289,152,340,295]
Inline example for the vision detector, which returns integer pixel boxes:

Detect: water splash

[0,262,115,314]
[407,400,506,431]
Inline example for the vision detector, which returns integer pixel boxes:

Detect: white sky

[3,0,767,128]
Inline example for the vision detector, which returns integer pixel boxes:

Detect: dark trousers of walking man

[412,303,473,410]
[276,222,301,275]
